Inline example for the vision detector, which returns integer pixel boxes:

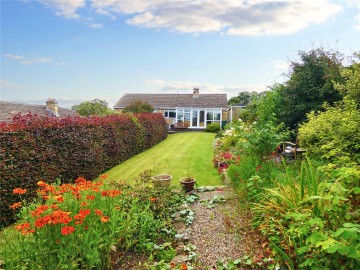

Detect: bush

[0,113,167,227]
[298,99,360,164]
[206,123,221,133]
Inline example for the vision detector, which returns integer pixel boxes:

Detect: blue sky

[1,0,359,108]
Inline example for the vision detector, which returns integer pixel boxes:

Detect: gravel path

[185,188,264,269]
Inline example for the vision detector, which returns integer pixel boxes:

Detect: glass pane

[207,111,213,120]
[169,111,176,118]
[199,111,205,127]
[214,112,221,120]
[192,111,198,126]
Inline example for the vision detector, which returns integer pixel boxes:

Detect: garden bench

[278,141,306,160]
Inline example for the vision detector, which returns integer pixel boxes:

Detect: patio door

[191,110,205,127]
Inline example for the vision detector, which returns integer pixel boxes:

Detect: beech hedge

[0,113,167,227]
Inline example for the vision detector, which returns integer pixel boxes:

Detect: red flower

[13,188,27,195]
[95,209,103,216]
[86,195,95,200]
[149,198,157,202]
[256,165,261,171]
[61,226,75,235]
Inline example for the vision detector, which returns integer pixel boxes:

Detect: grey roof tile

[114,93,228,109]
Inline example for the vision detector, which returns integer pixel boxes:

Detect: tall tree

[124,100,154,113]
[334,52,360,105]
[279,48,343,130]
[72,99,113,116]
[228,91,259,106]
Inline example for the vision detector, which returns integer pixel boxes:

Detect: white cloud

[89,0,342,35]
[4,54,52,64]
[145,79,266,97]
[4,54,51,64]
[39,0,86,19]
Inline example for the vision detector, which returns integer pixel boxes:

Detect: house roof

[114,93,228,109]
[0,101,77,123]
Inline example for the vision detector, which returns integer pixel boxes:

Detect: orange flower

[15,222,34,235]
[95,209,103,216]
[181,263,188,270]
[80,201,89,207]
[99,174,109,180]
[61,226,75,235]
[86,195,95,200]
[79,209,90,216]
[170,262,176,268]
[13,188,27,195]
[51,204,59,210]
[114,206,121,210]
[55,195,64,202]
[100,216,110,223]
[75,177,86,183]
[150,197,157,202]
[31,205,49,217]
[10,202,22,209]
[37,180,47,187]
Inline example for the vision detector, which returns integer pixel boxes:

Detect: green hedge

[0,113,167,227]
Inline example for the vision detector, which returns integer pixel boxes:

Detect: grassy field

[104,132,222,186]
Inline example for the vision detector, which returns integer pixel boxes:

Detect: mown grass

[104,132,222,186]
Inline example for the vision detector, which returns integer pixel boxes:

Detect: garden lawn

[104,132,222,186]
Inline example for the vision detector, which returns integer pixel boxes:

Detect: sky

[1,0,359,108]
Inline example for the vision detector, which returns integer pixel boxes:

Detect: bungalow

[113,88,229,129]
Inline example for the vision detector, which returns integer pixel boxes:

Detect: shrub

[206,123,221,133]
[298,99,360,164]
[0,113,167,227]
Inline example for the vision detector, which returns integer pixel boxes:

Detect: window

[164,110,176,118]
[206,109,221,125]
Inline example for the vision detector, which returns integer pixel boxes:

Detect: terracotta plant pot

[179,177,196,192]
[151,174,172,187]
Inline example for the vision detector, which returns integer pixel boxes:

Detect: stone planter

[151,174,172,187]
[179,177,196,192]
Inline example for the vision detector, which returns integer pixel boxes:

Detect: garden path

[172,187,268,269]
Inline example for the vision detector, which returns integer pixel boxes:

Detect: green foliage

[0,179,183,269]
[253,160,360,269]
[298,98,360,164]
[206,123,221,133]
[278,48,343,130]
[71,98,114,116]
[228,91,259,106]
[334,52,360,104]
[124,100,154,113]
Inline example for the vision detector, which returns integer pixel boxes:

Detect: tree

[228,91,258,106]
[124,100,154,113]
[334,52,360,105]
[279,48,343,130]
[72,99,113,116]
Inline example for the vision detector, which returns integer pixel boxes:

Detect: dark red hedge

[0,113,167,227]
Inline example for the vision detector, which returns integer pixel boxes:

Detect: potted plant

[179,164,196,192]
[151,174,172,187]
[179,177,196,192]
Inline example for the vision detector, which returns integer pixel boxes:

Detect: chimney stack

[46,98,59,115]
[193,88,199,98]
